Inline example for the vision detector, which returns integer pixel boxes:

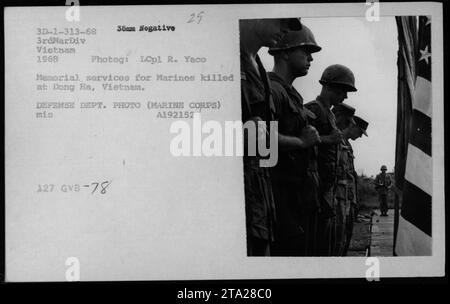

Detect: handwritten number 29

[187,11,204,24]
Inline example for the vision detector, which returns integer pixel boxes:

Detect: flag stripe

[401,180,432,236]
[395,215,432,256]
[394,16,432,256]
[413,76,432,117]
[404,144,432,196]
[394,16,417,190]
[409,109,431,156]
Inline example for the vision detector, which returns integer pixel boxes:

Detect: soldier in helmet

[240,18,302,256]
[267,24,322,256]
[342,115,369,255]
[331,103,356,256]
[374,165,392,216]
[332,106,369,255]
[305,64,357,256]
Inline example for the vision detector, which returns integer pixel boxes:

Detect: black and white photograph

[241,15,434,257]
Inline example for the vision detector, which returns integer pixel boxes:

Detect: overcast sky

[259,17,398,178]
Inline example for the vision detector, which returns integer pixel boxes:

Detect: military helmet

[380,165,387,171]
[319,64,357,92]
[353,115,369,136]
[332,103,356,117]
[287,18,302,31]
[268,24,321,55]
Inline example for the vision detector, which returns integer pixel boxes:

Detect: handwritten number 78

[91,180,112,194]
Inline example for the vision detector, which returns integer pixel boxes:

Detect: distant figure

[374,165,392,216]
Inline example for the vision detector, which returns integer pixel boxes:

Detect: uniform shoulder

[305,101,323,117]
[269,79,289,103]
[269,77,285,90]
[305,100,319,109]
[270,80,287,95]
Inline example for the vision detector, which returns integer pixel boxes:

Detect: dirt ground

[347,207,373,256]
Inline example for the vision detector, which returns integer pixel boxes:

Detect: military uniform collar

[268,72,290,88]
[269,72,303,100]
[314,95,334,114]
[315,95,327,106]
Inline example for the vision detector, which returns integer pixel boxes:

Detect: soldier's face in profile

[329,86,348,105]
[288,48,313,76]
[258,19,290,47]
[349,125,363,140]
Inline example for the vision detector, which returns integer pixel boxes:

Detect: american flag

[394,16,432,256]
